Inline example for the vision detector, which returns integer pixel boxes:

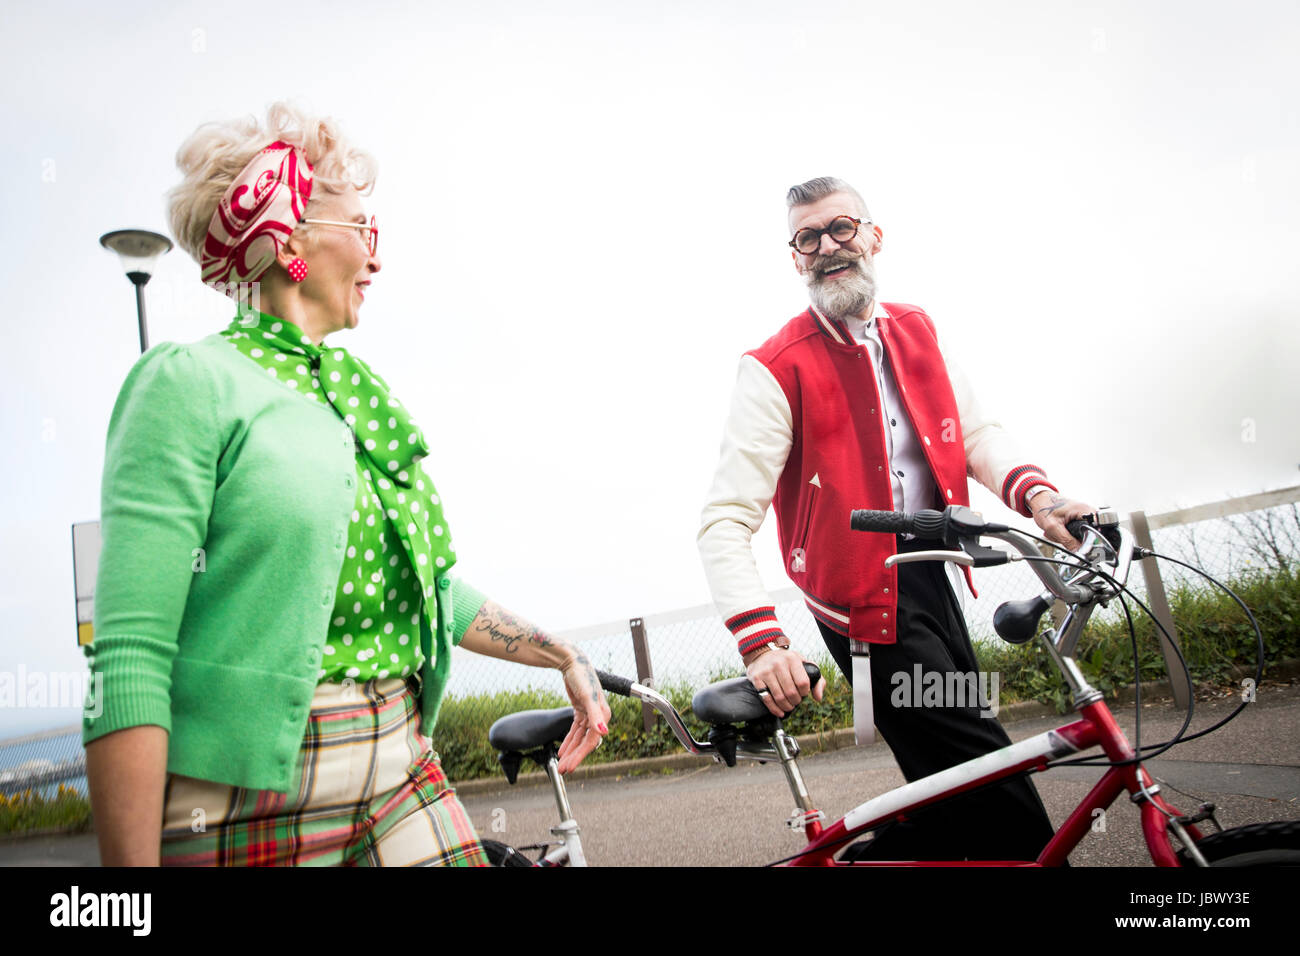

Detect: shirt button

[946,489,954,499]
[335,531,345,548]
[883,587,890,594]
[923,436,932,446]
[870,408,876,415]
[877,465,883,471]
[344,475,355,489]
[882,612,888,619]
[321,588,333,606]
[890,418,897,426]
[881,629,888,636]
[307,647,320,665]
[437,577,451,591]
[896,470,905,478]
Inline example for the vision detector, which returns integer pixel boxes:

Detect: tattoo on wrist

[1035,494,1067,515]
[567,651,601,703]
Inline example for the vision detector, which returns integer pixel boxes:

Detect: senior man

[697,176,1092,861]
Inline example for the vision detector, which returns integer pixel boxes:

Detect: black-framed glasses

[788,215,869,255]
[299,214,379,256]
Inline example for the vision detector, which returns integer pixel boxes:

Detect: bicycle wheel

[480,839,537,868]
[1177,820,1300,866]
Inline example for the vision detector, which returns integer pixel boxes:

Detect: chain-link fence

[444,493,1300,726]
[0,725,85,798]
[4,491,1297,793]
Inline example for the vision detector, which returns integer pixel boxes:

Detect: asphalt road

[4,682,1297,867]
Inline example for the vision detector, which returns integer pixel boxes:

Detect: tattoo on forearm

[472,604,558,655]
[472,615,522,653]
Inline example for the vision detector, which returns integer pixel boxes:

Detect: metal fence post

[629,617,657,732]
[1129,510,1191,710]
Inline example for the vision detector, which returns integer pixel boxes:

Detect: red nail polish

[597,722,608,734]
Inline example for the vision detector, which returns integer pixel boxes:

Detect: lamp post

[99,229,173,354]
[79,229,174,648]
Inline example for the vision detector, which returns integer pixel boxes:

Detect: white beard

[807,255,877,319]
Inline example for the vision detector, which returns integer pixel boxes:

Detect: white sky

[2,0,1298,735]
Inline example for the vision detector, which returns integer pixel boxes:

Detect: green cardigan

[82,334,487,793]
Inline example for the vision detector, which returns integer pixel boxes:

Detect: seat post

[544,755,574,821]
[773,727,816,814]
[544,755,587,866]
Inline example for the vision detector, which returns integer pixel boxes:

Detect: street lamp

[99,228,173,353]
[80,229,174,649]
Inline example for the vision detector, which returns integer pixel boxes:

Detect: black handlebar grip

[850,509,914,533]
[596,670,634,698]
[1065,514,1097,542]
[850,507,948,540]
[909,509,949,539]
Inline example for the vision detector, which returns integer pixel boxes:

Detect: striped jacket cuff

[725,607,787,657]
[1001,465,1057,516]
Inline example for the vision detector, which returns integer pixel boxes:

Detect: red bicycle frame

[785,696,1201,866]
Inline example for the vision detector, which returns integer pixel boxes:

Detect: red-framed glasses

[299,214,379,256]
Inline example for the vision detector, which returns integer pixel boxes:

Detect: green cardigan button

[321,587,333,606]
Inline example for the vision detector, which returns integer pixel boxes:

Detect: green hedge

[979,566,1299,713]
[0,785,93,836]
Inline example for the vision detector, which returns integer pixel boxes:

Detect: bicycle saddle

[489,707,575,753]
[692,662,822,725]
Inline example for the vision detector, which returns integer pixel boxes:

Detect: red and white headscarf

[200,140,313,293]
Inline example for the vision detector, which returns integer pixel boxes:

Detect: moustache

[808,253,866,279]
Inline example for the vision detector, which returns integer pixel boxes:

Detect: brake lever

[958,535,1014,568]
[885,549,975,569]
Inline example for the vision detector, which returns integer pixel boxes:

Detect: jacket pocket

[789,480,820,574]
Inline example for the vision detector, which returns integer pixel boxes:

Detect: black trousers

[818,537,1056,861]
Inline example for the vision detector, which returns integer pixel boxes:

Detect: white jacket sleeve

[697,355,795,646]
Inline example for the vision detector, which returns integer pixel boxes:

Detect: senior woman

[83,102,610,867]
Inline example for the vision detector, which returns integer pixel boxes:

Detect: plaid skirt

[160,676,488,867]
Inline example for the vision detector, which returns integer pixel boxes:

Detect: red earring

[287,258,308,282]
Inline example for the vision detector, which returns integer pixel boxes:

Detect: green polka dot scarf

[220,311,457,609]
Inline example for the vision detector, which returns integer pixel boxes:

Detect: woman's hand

[556,650,611,774]
[458,599,610,773]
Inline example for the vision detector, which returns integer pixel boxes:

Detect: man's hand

[743,645,826,718]
[1029,491,1096,549]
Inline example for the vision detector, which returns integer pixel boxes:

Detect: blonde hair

[167,101,378,263]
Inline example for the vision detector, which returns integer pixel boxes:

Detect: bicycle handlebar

[849,505,1131,608]
[596,670,634,698]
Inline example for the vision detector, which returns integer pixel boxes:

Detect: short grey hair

[785,176,871,221]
